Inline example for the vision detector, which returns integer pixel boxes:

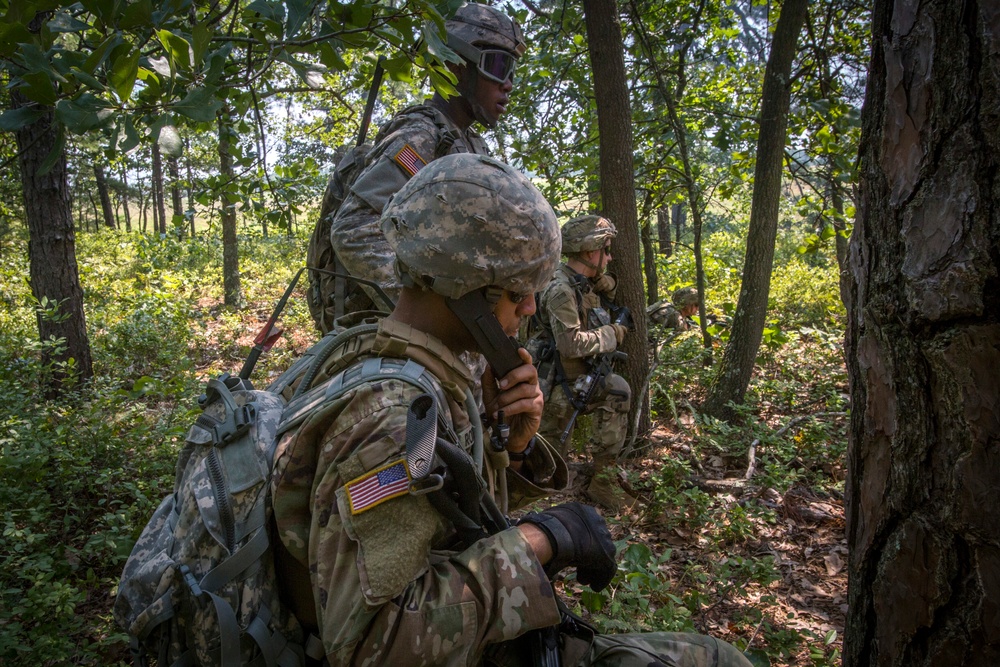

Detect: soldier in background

[307,2,525,330]
[648,286,701,332]
[534,216,637,512]
[275,155,752,667]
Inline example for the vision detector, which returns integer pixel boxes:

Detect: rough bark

[93,163,116,230]
[583,0,651,442]
[119,164,132,233]
[217,110,242,307]
[12,90,93,391]
[641,219,658,304]
[702,0,809,420]
[657,207,672,258]
[844,1,1000,665]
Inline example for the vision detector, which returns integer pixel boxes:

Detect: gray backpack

[114,325,449,666]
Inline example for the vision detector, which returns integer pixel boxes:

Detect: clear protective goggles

[476,49,517,84]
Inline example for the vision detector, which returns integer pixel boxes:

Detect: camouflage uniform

[330,104,490,307]
[277,156,751,667]
[537,263,630,460]
[271,318,566,666]
[648,287,699,332]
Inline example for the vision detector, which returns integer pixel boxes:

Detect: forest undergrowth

[0,230,847,666]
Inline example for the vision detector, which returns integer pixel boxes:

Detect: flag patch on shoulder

[393,144,427,177]
[346,460,411,515]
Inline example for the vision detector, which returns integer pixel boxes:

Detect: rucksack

[305,104,482,334]
[114,322,451,667]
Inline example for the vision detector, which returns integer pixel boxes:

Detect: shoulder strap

[277,357,456,442]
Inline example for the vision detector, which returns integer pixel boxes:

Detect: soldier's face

[474,69,514,127]
[492,289,535,337]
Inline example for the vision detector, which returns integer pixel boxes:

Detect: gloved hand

[592,273,617,295]
[518,502,616,591]
[608,323,628,345]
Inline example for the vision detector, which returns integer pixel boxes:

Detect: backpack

[114,324,451,667]
[305,104,483,334]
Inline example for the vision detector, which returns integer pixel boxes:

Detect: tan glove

[592,273,617,295]
[609,323,628,345]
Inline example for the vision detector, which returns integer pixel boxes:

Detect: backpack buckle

[213,403,257,447]
[179,564,203,597]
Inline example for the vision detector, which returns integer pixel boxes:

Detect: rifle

[559,349,627,446]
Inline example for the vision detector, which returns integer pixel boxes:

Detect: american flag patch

[392,144,427,177]
[345,460,411,515]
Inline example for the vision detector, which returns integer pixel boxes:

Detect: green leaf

[55,94,112,133]
[191,22,212,68]
[158,124,183,156]
[157,29,192,70]
[47,12,92,33]
[0,106,45,131]
[743,648,771,667]
[120,0,153,30]
[284,0,312,38]
[115,115,141,153]
[318,42,347,71]
[0,23,32,58]
[110,50,140,101]
[173,86,222,122]
[83,34,122,75]
[18,72,58,106]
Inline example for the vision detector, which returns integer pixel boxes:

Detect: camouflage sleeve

[542,279,617,359]
[329,114,442,297]
[505,433,568,510]
[304,380,560,665]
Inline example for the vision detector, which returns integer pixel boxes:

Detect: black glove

[611,305,634,331]
[518,502,616,591]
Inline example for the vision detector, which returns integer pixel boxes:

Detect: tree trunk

[657,207,671,258]
[93,163,116,230]
[186,138,196,237]
[672,203,684,243]
[168,156,183,238]
[702,0,808,421]
[218,109,242,307]
[12,89,94,392]
[641,219,657,304]
[120,164,132,233]
[844,1,1000,665]
[151,143,166,236]
[583,0,650,443]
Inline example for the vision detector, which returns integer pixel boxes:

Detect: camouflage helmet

[447,3,526,59]
[561,215,617,254]
[381,153,560,299]
[672,286,700,307]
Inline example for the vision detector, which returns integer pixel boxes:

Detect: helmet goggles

[477,48,517,84]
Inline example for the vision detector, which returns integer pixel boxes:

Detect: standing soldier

[307,2,526,331]
[535,216,637,512]
[275,155,752,667]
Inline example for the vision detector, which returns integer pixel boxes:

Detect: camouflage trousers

[539,372,630,460]
[581,632,752,667]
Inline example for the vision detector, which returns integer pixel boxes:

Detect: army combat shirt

[271,318,563,666]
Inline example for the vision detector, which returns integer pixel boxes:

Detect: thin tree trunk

[94,163,116,230]
[657,207,671,258]
[641,219,657,304]
[120,165,132,233]
[702,0,809,421]
[844,1,1000,665]
[583,0,651,442]
[151,143,166,236]
[218,108,242,307]
[168,155,183,238]
[672,203,684,243]
[12,87,93,392]
[185,137,196,237]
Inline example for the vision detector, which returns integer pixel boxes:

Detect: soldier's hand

[482,347,542,455]
[592,273,616,295]
[518,502,616,591]
[609,323,628,345]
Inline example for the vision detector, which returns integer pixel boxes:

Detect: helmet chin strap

[458,62,496,128]
[573,252,604,277]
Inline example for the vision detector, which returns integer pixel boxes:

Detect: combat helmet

[447,3,527,63]
[672,286,699,307]
[561,215,617,254]
[382,153,560,300]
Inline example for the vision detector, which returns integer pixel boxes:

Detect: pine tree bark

[702,0,809,421]
[583,0,651,442]
[844,1,1000,664]
[93,163,116,230]
[12,89,93,391]
[151,143,166,236]
[168,155,183,237]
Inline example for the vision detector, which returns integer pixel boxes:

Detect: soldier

[308,2,525,328]
[534,216,636,512]
[648,286,701,332]
[273,155,752,666]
